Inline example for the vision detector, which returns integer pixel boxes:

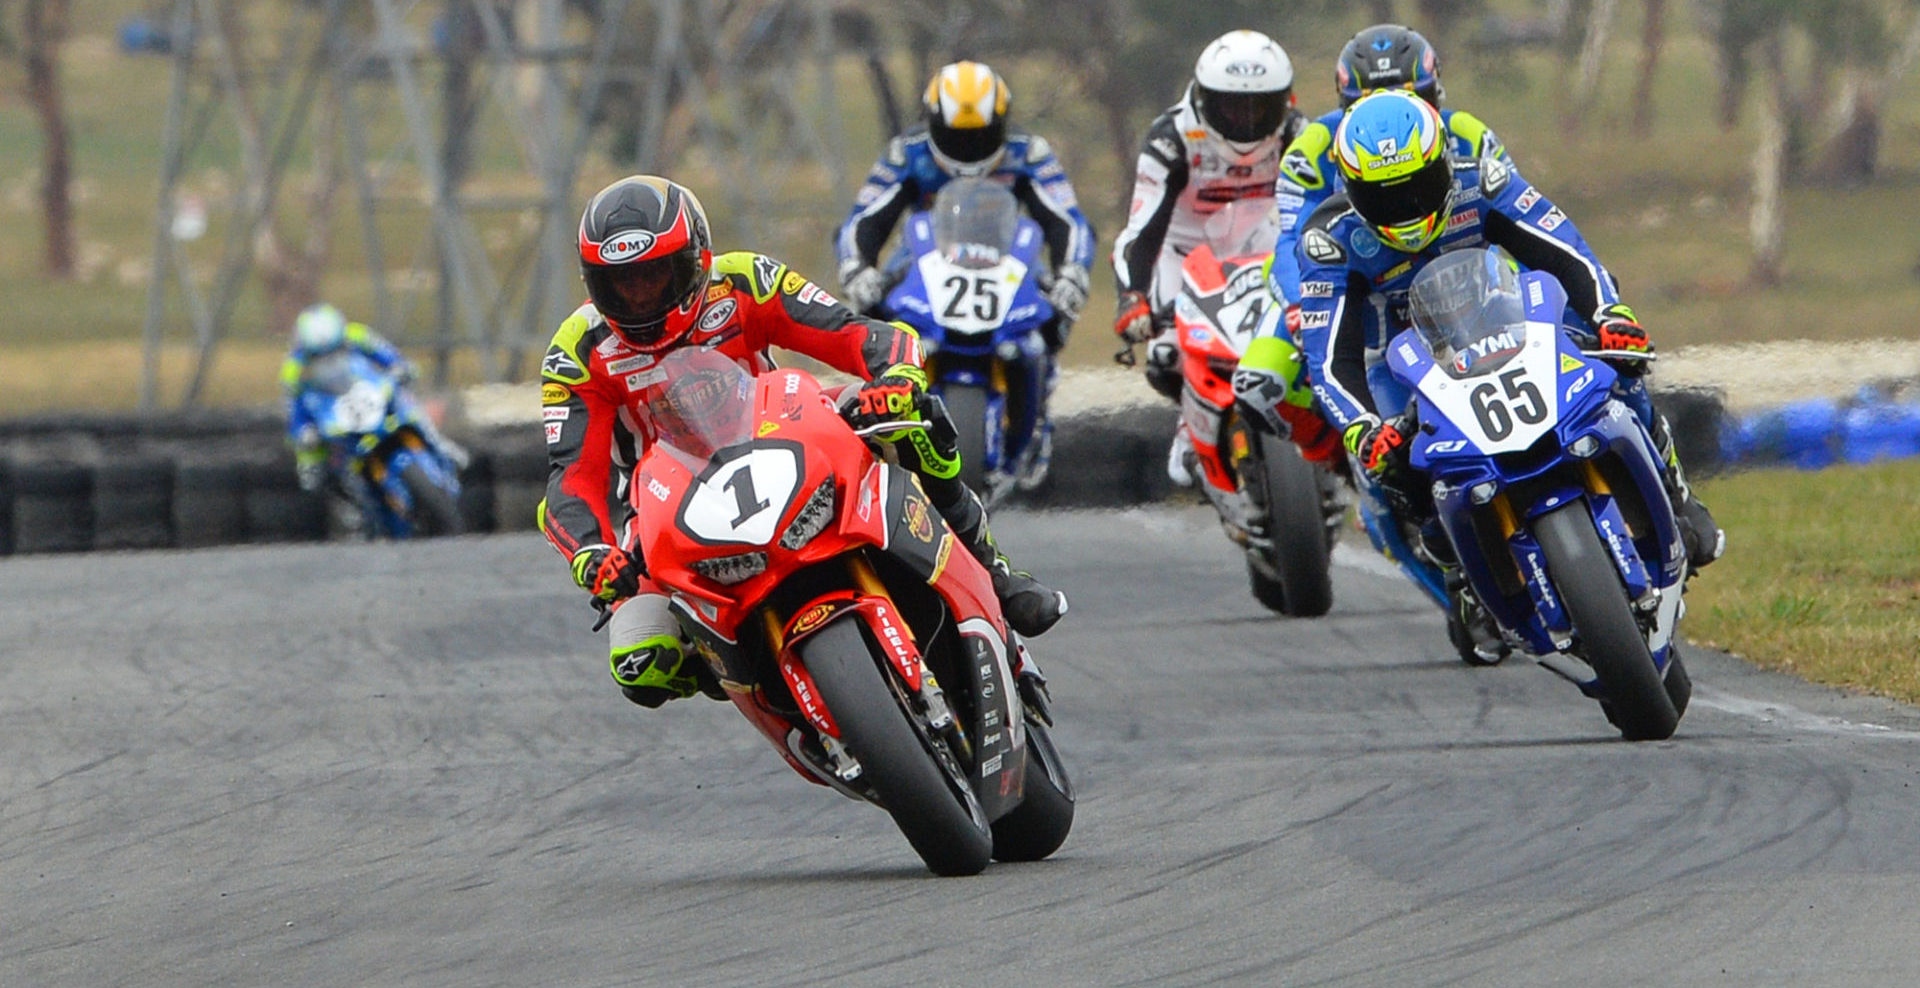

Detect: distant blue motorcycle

[1384,246,1691,740]
[297,350,464,538]
[882,178,1057,502]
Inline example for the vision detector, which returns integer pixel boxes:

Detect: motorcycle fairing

[1392,271,1686,672]
[883,208,1055,486]
[299,350,461,538]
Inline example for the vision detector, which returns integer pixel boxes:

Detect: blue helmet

[1334,90,1454,253]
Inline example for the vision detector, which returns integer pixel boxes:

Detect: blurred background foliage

[2,0,1919,411]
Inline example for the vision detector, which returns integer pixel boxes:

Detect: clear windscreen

[305,350,374,395]
[1407,247,1529,377]
[641,347,756,461]
[1199,198,1281,260]
[931,178,1020,269]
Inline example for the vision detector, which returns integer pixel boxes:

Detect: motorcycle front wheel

[1532,503,1679,741]
[398,460,465,537]
[1245,431,1334,617]
[940,382,993,494]
[800,619,993,876]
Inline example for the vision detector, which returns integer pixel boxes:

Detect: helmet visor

[1347,154,1452,227]
[1198,86,1291,143]
[930,117,1007,167]
[583,249,704,340]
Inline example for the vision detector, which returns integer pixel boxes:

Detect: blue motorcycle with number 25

[1386,246,1691,740]
[297,349,465,538]
[882,178,1057,504]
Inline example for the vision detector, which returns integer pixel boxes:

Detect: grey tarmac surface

[4,506,1920,987]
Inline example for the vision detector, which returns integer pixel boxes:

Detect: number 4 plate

[677,443,803,546]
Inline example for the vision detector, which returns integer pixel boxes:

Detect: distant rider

[1234,24,1509,441]
[1278,92,1724,626]
[281,303,414,494]
[546,176,1067,708]
[835,60,1096,349]
[1111,29,1307,408]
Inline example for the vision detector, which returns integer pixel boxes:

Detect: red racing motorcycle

[626,347,1074,876]
[1173,201,1345,616]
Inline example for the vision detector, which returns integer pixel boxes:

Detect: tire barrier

[0,386,1729,556]
[173,459,249,549]
[241,454,327,544]
[93,455,176,551]
[10,460,94,554]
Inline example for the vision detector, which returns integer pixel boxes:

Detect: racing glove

[842,266,890,314]
[1048,265,1091,324]
[571,543,644,603]
[1594,305,1654,376]
[1113,290,1154,343]
[1344,415,1413,481]
[848,363,930,429]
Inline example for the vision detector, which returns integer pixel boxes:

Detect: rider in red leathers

[541,176,1065,707]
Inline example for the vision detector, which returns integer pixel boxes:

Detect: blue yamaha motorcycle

[1384,247,1691,740]
[882,179,1057,503]
[297,350,465,538]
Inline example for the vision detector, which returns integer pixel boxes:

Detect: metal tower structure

[139,0,856,410]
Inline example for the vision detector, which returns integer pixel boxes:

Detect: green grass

[1685,459,1920,702]
[5,2,1920,413]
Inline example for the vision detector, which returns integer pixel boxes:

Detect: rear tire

[799,620,993,876]
[941,383,992,494]
[1246,432,1333,617]
[398,459,464,537]
[990,716,1075,862]
[1532,503,1679,741]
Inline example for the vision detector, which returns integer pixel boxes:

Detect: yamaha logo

[598,230,655,263]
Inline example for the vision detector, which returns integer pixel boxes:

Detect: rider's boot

[1166,428,1197,488]
[608,593,726,707]
[940,484,1068,637]
[1649,413,1725,571]
[1143,334,1182,402]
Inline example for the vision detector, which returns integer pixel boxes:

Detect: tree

[18,0,75,280]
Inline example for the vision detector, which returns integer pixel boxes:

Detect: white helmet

[294,303,348,353]
[1192,30,1296,144]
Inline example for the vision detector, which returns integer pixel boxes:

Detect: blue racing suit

[1270,107,1507,306]
[834,124,1097,283]
[1295,154,1656,445]
[280,323,412,476]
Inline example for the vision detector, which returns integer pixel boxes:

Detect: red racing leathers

[539,250,923,583]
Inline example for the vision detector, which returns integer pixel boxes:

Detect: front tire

[799,620,993,876]
[989,716,1075,862]
[398,459,464,537]
[1245,431,1334,617]
[940,382,993,494]
[1532,503,1679,740]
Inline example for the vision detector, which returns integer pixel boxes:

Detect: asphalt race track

[6,506,1920,986]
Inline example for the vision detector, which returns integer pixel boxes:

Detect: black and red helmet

[578,176,714,351]
[1335,24,1443,109]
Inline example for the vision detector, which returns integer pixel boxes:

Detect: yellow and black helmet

[923,61,1012,177]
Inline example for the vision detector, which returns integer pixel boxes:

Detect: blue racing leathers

[834,124,1096,282]
[1296,154,1656,445]
[1269,107,1507,306]
[281,323,412,457]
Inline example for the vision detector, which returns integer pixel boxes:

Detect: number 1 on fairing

[723,465,771,529]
